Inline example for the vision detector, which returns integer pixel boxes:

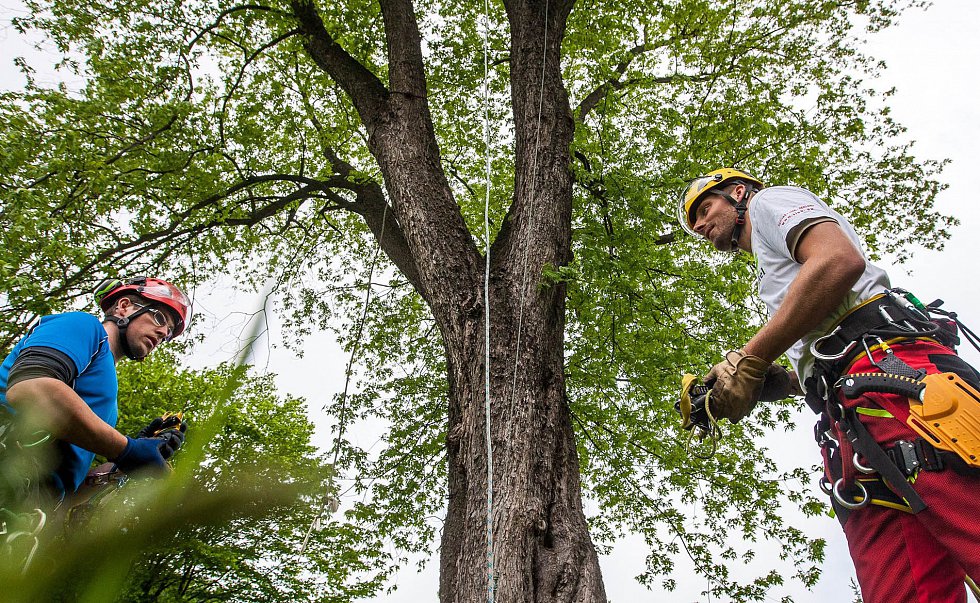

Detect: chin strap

[715,185,756,251]
[103,307,151,360]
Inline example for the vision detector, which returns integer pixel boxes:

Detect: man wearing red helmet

[0,276,192,502]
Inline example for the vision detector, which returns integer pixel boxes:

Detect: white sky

[1,0,979,601]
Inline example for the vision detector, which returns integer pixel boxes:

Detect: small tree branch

[219,28,302,144]
[576,26,714,121]
[576,43,651,120]
[187,4,286,51]
[290,0,389,131]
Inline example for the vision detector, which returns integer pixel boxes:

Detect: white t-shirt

[748,186,890,382]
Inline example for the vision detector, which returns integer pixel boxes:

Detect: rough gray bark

[293,0,606,600]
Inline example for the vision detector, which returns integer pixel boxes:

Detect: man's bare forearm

[7,377,129,458]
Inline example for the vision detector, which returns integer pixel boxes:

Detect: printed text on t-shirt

[778,204,818,227]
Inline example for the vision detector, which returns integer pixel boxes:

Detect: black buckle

[886,439,945,477]
[887,441,920,477]
[814,414,833,447]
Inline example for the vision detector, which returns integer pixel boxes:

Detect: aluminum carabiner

[810,329,858,361]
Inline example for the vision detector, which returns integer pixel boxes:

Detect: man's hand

[704,350,770,423]
[111,436,170,475]
[758,363,800,401]
[135,415,187,461]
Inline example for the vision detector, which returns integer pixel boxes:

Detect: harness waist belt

[812,293,923,364]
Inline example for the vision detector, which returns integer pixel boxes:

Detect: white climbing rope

[509,0,550,407]
[483,1,550,600]
[481,0,495,600]
[299,205,389,555]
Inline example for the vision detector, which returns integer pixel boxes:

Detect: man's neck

[102,320,123,364]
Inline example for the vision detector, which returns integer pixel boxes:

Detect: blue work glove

[157,427,186,460]
[112,437,170,475]
[135,415,188,460]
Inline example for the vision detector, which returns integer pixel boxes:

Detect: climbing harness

[804,288,980,522]
[1,507,46,575]
[0,408,54,574]
[0,407,54,515]
[0,410,186,572]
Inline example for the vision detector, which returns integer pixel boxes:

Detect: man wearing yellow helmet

[678,169,980,602]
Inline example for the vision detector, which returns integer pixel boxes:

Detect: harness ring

[832,478,870,510]
[853,452,875,474]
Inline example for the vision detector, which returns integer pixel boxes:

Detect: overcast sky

[2,0,978,601]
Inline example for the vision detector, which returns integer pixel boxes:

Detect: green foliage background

[0,0,955,599]
[0,347,379,602]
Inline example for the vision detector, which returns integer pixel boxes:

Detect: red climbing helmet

[94,276,193,339]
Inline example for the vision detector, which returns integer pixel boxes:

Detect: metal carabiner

[811,329,858,361]
[832,478,870,510]
[3,509,46,575]
[878,305,915,332]
[852,452,875,474]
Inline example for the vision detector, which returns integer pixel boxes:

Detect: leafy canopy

[0,0,951,598]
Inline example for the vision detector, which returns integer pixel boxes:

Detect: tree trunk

[295,0,606,600]
[438,1,606,601]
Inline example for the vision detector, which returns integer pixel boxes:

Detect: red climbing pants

[832,341,980,603]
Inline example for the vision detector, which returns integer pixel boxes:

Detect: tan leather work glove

[704,350,770,423]
[759,363,796,402]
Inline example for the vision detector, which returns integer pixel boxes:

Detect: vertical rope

[481,1,495,601]
[300,206,388,555]
[332,205,388,467]
[483,1,550,597]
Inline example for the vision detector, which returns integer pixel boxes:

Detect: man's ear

[113,296,135,317]
[733,183,747,203]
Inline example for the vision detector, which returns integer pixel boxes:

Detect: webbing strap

[840,410,927,513]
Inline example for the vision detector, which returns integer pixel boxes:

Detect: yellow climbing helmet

[676,168,763,236]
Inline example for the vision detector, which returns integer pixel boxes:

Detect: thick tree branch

[291,0,389,132]
[379,0,427,98]
[316,146,422,289]
[322,182,423,291]
[19,174,385,310]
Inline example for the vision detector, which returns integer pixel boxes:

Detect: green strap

[855,407,894,418]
